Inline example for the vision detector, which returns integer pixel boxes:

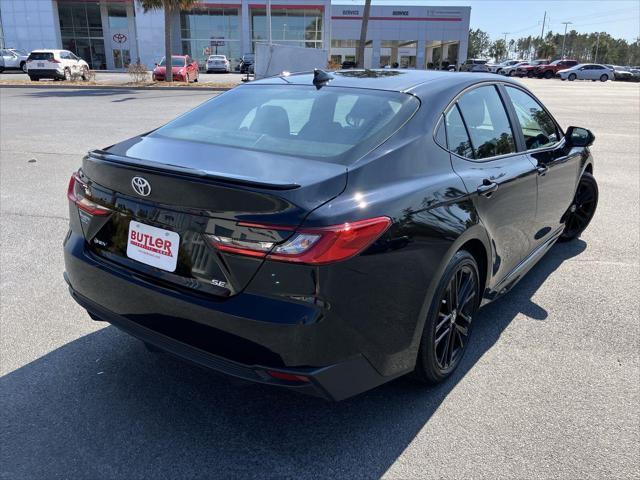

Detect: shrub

[128,63,150,83]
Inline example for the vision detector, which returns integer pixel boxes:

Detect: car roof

[30,49,63,53]
[250,69,523,93]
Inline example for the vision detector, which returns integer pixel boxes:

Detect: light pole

[560,21,572,59]
[594,32,601,62]
[267,0,272,46]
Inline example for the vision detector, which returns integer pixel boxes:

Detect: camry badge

[131,176,151,197]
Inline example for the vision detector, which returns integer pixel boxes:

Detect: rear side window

[28,52,54,61]
[505,86,559,150]
[445,105,474,159]
[152,85,419,165]
[457,85,516,159]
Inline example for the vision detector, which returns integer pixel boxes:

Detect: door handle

[477,179,499,197]
[536,164,549,176]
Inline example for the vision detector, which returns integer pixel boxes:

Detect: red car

[536,59,578,79]
[153,55,199,82]
[515,59,550,77]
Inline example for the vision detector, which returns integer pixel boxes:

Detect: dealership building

[0,0,470,70]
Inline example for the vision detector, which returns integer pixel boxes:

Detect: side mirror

[566,126,595,147]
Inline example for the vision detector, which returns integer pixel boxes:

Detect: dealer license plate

[126,221,179,272]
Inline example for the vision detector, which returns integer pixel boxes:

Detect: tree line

[468,28,640,66]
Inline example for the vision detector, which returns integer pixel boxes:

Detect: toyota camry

[64,69,598,400]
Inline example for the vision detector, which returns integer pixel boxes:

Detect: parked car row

[458,57,640,82]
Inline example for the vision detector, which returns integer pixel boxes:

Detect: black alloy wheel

[560,172,598,241]
[413,251,480,383]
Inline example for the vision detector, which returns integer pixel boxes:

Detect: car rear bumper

[63,231,401,400]
[206,66,228,71]
[28,68,63,78]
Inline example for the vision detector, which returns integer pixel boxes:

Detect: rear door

[502,85,581,243]
[446,84,539,283]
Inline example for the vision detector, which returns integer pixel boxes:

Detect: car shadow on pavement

[1,240,586,479]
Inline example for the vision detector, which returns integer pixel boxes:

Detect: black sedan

[64,69,598,400]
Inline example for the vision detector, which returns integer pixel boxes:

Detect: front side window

[457,85,516,159]
[152,85,419,164]
[445,105,474,159]
[505,86,559,150]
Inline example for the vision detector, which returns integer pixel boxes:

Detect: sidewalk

[0,71,243,90]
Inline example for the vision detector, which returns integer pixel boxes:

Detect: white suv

[1,48,29,72]
[26,50,90,81]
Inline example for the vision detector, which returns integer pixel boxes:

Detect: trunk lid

[76,136,346,297]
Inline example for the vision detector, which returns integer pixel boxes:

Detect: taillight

[206,217,391,265]
[67,172,110,216]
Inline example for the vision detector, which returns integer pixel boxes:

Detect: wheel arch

[409,222,493,359]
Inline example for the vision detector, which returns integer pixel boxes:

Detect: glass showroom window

[57,1,106,70]
[251,8,323,50]
[180,7,240,68]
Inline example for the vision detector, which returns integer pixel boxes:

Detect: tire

[568,73,577,81]
[496,69,503,75]
[20,62,27,73]
[81,66,89,81]
[544,70,553,79]
[63,68,71,81]
[527,71,534,78]
[560,172,598,241]
[600,74,608,82]
[412,250,480,384]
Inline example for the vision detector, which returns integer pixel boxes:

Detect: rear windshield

[159,57,186,67]
[151,85,420,164]
[28,52,54,61]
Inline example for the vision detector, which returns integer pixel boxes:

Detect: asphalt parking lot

[1,79,638,479]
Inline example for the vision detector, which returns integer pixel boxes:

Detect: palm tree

[356,0,372,68]
[138,0,198,82]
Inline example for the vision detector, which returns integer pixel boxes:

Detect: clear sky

[334,0,640,41]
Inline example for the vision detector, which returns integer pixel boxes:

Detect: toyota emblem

[113,33,127,44]
[131,176,151,196]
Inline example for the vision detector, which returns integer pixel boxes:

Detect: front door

[502,85,581,244]
[445,85,539,284]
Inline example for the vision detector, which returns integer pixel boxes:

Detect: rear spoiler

[88,149,301,191]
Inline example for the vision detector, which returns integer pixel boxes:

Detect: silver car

[1,48,29,72]
[205,55,231,73]
[558,63,614,82]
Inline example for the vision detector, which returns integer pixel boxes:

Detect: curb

[0,83,234,91]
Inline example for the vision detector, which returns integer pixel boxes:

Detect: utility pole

[560,21,572,58]
[501,32,509,60]
[540,11,547,39]
[594,32,601,63]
